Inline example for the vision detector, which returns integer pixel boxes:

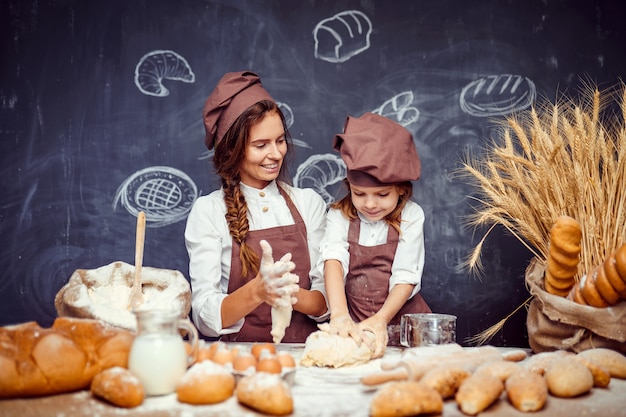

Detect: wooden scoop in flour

[128,211,146,310]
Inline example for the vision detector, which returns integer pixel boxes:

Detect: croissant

[569,243,626,307]
[544,216,582,297]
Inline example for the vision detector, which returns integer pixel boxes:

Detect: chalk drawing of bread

[373,91,420,127]
[293,154,346,204]
[134,50,196,97]
[313,10,372,63]
[459,74,536,117]
[113,166,198,227]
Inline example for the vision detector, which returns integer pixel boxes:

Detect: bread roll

[455,373,504,415]
[544,216,582,297]
[505,369,547,412]
[578,348,626,379]
[573,354,611,387]
[474,360,522,382]
[90,366,144,408]
[236,372,293,416]
[370,381,443,417]
[544,356,593,397]
[419,366,470,399]
[176,360,235,404]
[522,350,574,375]
[0,317,133,398]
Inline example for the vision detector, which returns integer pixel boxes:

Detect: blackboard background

[1,0,624,347]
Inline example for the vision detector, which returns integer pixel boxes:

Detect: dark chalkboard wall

[1,0,625,347]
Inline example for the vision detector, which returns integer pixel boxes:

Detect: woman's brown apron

[222,186,319,343]
[345,218,430,344]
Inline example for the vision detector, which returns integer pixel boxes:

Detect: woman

[319,112,431,357]
[185,71,328,342]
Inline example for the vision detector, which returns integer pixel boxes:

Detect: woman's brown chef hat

[202,71,274,150]
[333,112,421,186]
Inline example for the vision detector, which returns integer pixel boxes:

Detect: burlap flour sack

[525,257,626,354]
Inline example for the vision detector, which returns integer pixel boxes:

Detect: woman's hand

[258,240,300,307]
[358,315,389,358]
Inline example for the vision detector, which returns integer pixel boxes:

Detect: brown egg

[256,354,282,374]
[277,351,296,369]
[232,351,257,372]
[251,342,276,360]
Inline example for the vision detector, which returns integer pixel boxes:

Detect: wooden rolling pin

[362,346,517,386]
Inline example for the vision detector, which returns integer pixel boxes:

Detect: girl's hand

[323,314,365,345]
[358,316,389,358]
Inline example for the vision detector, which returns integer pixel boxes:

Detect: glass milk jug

[128,309,198,396]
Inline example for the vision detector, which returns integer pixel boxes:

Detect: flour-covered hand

[358,316,388,358]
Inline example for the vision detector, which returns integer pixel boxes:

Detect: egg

[256,354,282,374]
[277,351,296,369]
[251,342,276,360]
[232,351,257,372]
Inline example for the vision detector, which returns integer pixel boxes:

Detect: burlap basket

[525,257,626,354]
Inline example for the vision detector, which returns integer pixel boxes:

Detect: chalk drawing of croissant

[373,91,420,127]
[293,154,346,204]
[134,50,196,97]
[313,10,372,63]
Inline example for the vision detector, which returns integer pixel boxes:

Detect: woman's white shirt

[319,201,425,298]
[185,181,327,338]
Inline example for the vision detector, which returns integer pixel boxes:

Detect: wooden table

[1,344,625,417]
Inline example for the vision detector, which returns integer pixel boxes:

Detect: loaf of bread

[570,243,626,307]
[176,360,235,405]
[0,317,134,398]
[474,360,522,382]
[544,215,582,297]
[236,372,293,416]
[90,366,144,408]
[370,381,443,417]
[504,369,547,412]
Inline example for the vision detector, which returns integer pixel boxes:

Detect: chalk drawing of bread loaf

[134,50,195,97]
[459,74,536,117]
[313,10,372,63]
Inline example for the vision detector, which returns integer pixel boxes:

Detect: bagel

[580,271,609,308]
[594,262,621,305]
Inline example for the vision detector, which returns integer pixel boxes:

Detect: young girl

[185,71,328,343]
[319,112,431,357]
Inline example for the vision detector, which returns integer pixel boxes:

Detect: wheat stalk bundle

[461,82,626,344]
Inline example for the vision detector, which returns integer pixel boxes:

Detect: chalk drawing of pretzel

[134,50,196,97]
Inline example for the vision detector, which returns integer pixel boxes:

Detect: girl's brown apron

[222,186,319,343]
[345,218,430,344]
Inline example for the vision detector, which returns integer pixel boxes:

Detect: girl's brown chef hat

[202,71,274,150]
[333,112,421,187]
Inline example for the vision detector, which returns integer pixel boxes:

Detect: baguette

[0,317,134,398]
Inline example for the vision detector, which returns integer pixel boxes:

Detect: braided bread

[544,216,582,297]
[569,243,626,307]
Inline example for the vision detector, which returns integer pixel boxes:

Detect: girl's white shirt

[319,201,425,298]
[185,180,328,338]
